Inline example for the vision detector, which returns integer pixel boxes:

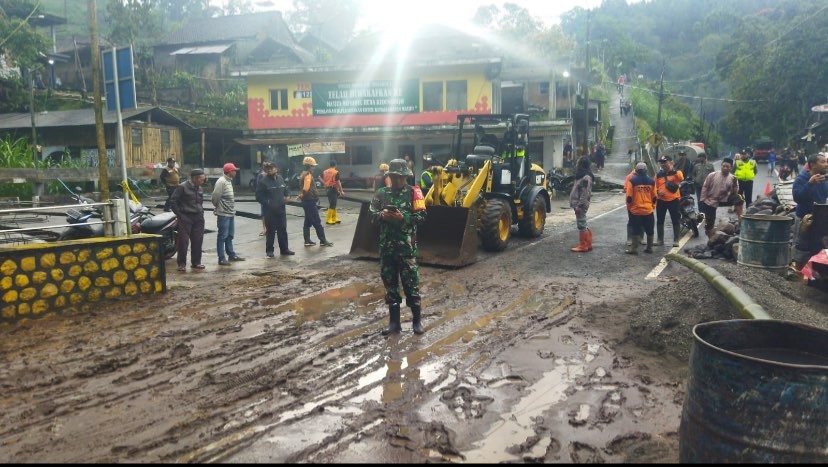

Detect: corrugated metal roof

[170,44,233,55]
[0,107,192,130]
[161,11,293,46]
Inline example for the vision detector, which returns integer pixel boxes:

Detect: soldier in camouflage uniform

[370,159,427,335]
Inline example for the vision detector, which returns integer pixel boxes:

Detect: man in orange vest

[322,160,344,224]
[654,155,685,246]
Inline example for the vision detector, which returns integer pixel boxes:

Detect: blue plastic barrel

[679,319,828,463]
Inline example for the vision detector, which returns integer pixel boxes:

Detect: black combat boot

[381,303,402,336]
[303,227,316,246]
[314,225,333,247]
[411,303,425,335]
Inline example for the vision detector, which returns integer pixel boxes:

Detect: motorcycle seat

[141,211,176,233]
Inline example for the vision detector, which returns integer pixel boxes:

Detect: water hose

[665,253,771,320]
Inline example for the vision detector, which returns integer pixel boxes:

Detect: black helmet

[387,158,413,177]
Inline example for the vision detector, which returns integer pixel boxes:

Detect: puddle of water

[461,355,589,463]
[262,282,385,325]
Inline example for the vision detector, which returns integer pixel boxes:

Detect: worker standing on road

[170,169,206,271]
[691,153,716,211]
[654,155,684,247]
[160,158,180,212]
[322,160,344,225]
[791,152,828,268]
[256,163,294,257]
[569,156,594,253]
[298,156,333,247]
[212,163,245,266]
[734,150,757,208]
[699,157,744,239]
[625,162,657,254]
[369,159,427,335]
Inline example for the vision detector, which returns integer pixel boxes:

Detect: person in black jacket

[170,169,206,271]
[255,163,294,257]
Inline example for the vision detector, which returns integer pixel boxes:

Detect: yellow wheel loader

[350,114,550,267]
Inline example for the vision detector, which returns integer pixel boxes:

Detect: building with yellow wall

[233,24,575,182]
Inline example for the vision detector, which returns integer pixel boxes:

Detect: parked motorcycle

[678,180,704,238]
[59,195,178,260]
[546,169,575,197]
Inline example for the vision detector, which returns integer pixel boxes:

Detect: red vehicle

[751,138,774,162]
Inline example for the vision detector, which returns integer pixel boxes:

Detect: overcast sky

[213,0,611,30]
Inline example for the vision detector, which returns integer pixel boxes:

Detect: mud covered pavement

[4,187,826,463]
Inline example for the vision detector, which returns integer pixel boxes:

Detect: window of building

[270,89,288,110]
[540,82,549,95]
[352,145,373,165]
[131,127,142,146]
[446,80,467,111]
[423,81,443,112]
[161,129,170,148]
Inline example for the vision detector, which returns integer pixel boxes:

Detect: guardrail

[0,199,129,246]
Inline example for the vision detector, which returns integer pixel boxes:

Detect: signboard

[312,80,419,116]
[287,142,346,157]
[102,46,137,112]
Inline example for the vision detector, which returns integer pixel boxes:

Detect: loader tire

[480,198,511,252]
[518,195,546,238]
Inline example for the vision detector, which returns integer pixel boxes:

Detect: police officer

[255,163,294,257]
[734,150,757,207]
[369,159,427,335]
[419,164,434,194]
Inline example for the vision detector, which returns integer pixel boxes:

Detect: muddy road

[2,192,827,463]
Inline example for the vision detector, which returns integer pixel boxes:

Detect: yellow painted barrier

[0,234,166,324]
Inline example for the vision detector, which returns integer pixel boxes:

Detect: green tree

[286,0,359,42]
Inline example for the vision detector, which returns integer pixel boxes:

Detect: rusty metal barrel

[737,214,793,271]
[679,319,828,463]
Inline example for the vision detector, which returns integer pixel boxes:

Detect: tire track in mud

[2,196,685,463]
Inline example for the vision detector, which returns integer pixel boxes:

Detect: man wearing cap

[654,155,685,246]
[673,150,692,179]
[256,163,294,258]
[625,162,657,254]
[170,169,206,271]
[212,162,245,265]
[700,157,744,239]
[791,152,828,267]
[297,156,333,247]
[370,158,427,335]
[733,150,757,207]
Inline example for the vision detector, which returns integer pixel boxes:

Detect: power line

[624,82,766,103]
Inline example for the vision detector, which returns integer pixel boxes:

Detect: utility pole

[583,10,590,157]
[655,59,665,160]
[89,0,113,237]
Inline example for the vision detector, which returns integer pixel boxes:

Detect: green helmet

[387,158,413,177]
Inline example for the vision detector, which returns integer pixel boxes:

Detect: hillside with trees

[2,0,827,151]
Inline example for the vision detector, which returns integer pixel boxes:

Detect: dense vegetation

[2,0,827,154]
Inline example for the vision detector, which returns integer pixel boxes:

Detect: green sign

[312,80,420,115]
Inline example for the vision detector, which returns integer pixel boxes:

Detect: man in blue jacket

[792,152,828,267]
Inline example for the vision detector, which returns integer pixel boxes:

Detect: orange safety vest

[322,167,339,188]
[655,170,684,202]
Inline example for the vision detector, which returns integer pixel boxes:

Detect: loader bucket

[348,203,479,268]
[349,201,381,260]
[418,205,479,268]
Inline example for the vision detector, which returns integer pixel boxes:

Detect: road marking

[645,230,693,280]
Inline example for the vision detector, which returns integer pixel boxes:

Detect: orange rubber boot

[571,230,591,253]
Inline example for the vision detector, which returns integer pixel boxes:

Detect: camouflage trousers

[380,255,420,307]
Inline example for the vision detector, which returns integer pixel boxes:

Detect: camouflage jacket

[369,185,426,257]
